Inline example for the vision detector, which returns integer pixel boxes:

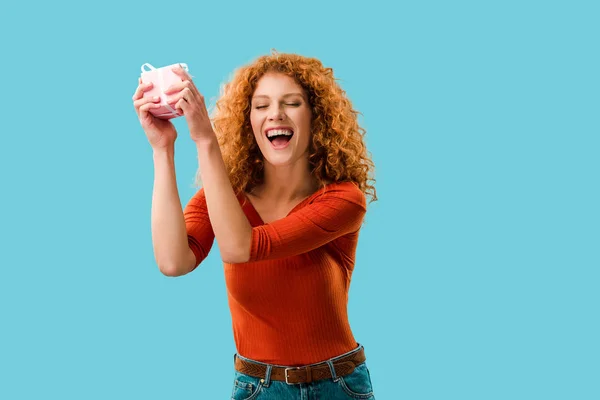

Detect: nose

[268,105,285,121]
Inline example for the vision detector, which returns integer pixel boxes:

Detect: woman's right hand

[132,77,178,149]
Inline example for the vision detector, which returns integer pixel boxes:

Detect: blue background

[1,1,598,399]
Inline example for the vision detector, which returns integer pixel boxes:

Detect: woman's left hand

[164,65,216,142]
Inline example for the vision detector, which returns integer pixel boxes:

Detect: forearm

[151,146,192,274]
[195,137,252,263]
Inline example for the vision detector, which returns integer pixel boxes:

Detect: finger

[132,81,154,101]
[139,101,162,115]
[162,81,184,95]
[163,79,196,96]
[133,95,162,111]
[165,88,193,106]
[138,103,156,125]
[174,98,187,116]
[171,64,193,81]
[163,91,181,108]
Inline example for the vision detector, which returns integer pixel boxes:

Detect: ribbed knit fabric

[183,181,367,366]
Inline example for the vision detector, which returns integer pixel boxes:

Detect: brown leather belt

[234,347,366,385]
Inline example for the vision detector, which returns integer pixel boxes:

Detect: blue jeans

[231,344,375,399]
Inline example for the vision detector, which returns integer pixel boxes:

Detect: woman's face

[250,72,312,167]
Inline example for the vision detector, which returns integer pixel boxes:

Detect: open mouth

[266,129,294,148]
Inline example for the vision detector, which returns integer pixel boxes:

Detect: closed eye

[254,103,301,110]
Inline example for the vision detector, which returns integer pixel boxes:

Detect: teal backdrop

[1,1,598,399]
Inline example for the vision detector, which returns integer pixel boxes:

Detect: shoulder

[313,181,366,209]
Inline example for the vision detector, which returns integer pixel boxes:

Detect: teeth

[266,129,293,137]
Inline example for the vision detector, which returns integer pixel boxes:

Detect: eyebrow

[251,93,305,100]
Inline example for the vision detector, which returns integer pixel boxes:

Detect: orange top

[183,181,367,365]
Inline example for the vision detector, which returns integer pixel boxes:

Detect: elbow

[159,266,181,277]
[156,247,198,277]
[222,255,249,264]
[157,262,189,277]
[158,264,181,277]
[221,234,252,264]
[221,249,250,264]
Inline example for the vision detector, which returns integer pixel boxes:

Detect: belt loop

[326,360,339,382]
[263,365,273,388]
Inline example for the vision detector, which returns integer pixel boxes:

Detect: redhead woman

[132,51,377,399]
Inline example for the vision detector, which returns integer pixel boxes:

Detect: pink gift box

[140,62,189,119]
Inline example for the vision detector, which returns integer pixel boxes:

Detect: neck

[255,158,318,202]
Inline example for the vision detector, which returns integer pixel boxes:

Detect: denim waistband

[235,342,363,368]
[233,343,365,386]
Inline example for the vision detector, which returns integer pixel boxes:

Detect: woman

[132,51,377,399]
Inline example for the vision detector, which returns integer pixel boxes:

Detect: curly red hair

[195,50,377,203]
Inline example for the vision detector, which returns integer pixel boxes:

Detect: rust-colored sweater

[183,181,367,365]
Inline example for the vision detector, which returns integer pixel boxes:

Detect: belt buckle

[284,367,303,385]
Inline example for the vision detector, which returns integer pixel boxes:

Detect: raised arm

[152,146,210,276]
[132,75,208,277]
